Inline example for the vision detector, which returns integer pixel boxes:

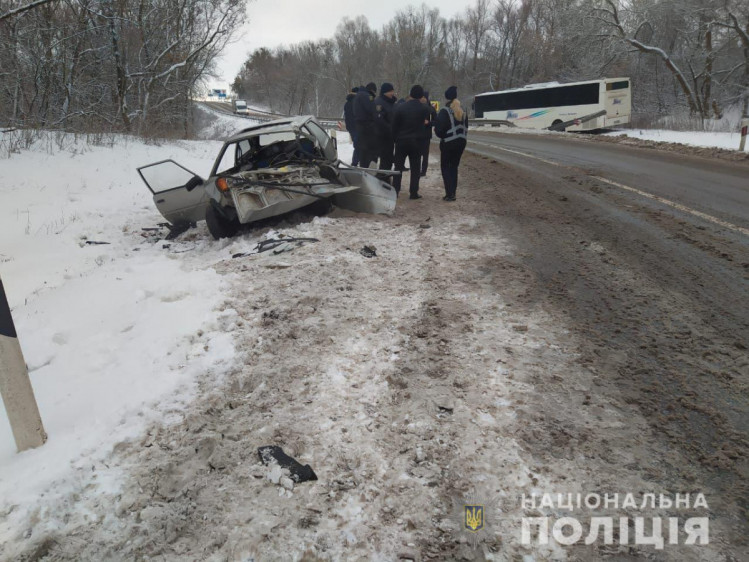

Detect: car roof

[225,115,316,143]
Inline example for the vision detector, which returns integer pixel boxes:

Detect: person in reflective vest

[434,85,468,201]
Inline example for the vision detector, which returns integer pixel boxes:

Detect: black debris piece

[257,237,319,254]
[232,237,319,259]
[360,245,377,258]
[164,222,195,241]
[258,446,318,483]
[85,241,110,245]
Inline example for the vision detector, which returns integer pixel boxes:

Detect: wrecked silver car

[137,116,397,239]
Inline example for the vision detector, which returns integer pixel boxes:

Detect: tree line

[233,0,748,127]
[0,0,246,136]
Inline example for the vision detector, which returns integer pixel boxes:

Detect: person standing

[353,82,378,168]
[434,86,468,202]
[420,91,438,177]
[374,82,397,178]
[392,85,431,199]
[343,87,359,166]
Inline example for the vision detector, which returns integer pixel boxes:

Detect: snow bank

[603,128,747,151]
[0,133,239,524]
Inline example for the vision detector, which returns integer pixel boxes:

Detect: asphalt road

[468,130,749,233]
[454,134,748,556]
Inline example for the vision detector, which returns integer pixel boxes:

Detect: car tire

[551,119,565,132]
[206,205,239,240]
[305,198,333,216]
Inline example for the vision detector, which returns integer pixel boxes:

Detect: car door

[137,160,208,225]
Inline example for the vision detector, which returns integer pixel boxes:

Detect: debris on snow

[257,446,318,483]
[232,237,319,259]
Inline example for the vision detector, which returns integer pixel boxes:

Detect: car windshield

[213,129,314,175]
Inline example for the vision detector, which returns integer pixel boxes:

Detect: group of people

[343,82,468,202]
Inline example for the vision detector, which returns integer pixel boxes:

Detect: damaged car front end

[137,116,398,239]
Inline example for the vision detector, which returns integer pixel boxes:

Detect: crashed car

[137,116,397,239]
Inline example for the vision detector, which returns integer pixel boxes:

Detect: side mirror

[185,175,203,192]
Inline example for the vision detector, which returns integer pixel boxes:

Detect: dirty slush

[7,152,748,561]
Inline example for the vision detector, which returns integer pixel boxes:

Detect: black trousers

[421,138,431,174]
[378,139,395,173]
[357,123,378,168]
[440,138,466,198]
[393,138,422,196]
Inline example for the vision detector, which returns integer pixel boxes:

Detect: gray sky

[214,0,470,89]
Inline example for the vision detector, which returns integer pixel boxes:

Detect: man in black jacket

[353,82,378,168]
[343,87,359,166]
[421,91,437,176]
[374,82,397,178]
[391,85,431,199]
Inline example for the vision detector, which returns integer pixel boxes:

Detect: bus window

[477,83,599,113]
[607,81,629,91]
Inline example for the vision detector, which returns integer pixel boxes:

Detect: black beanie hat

[409,84,425,99]
[366,82,377,93]
[380,82,395,95]
[445,86,458,101]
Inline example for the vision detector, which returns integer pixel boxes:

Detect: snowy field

[0,109,359,550]
[0,112,251,531]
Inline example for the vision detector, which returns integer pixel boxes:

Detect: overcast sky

[214,0,469,89]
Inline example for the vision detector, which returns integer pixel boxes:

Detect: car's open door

[137,160,209,225]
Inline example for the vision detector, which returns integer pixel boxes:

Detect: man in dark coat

[391,85,431,199]
[343,87,359,166]
[374,82,397,178]
[420,91,438,176]
[353,82,378,168]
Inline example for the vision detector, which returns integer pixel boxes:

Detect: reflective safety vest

[443,106,467,142]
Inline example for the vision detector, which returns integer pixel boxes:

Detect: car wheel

[551,119,565,132]
[205,205,239,240]
[305,198,333,216]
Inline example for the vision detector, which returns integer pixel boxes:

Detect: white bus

[474,78,631,131]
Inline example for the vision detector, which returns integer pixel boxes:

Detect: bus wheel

[551,119,565,132]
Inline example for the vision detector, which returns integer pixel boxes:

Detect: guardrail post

[0,275,46,452]
[740,118,748,152]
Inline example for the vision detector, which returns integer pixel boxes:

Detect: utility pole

[0,275,46,452]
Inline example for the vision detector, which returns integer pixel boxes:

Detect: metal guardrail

[203,102,530,132]
[547,109,607,131]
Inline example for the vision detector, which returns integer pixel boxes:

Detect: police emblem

[453,489,501,549]
[464,505,484,532]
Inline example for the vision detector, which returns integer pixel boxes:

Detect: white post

[0,276,46,452]
[740,118,748,152]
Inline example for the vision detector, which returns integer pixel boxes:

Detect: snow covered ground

[0,112,253,531]
[0,109,358,550]
[3,109,740,560]
[476,122,747,152]
[603,128,747,151]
